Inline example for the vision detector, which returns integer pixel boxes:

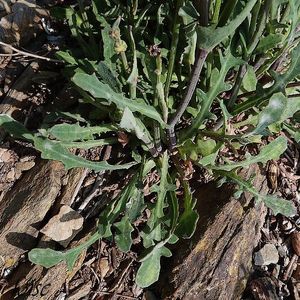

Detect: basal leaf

[33,137,136,171]
[120,108,155,151]
[101,23,116,71]
[72,73,164,125]
[136,245,172,288]
[56,51,78,65]
[97,61,121,92]
[197,0,257,51]
[98,173,139,237]
[212,136,287,171]
[142,152,169,247]
[262,195,296,217]
[242,65,257,92]
[114,215,134,252]
[29,232,100,270]
[255,33,284,53]
[28,248,65,268]
[175,182,199,239]
[0,114,34,141]
[218,170,297,217]
[234,42,300,114]
[126,187,145,222]
[48,123,117,142]
[61,138,116,149]
[252,93,300,135]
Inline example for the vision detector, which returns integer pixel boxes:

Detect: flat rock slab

[158,165,268,300]
[0,160,65,268]
[41,204,84,247]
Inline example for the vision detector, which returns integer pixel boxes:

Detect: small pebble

[254,243,279,266]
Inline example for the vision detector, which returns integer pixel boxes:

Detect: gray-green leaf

[120,107,155,150]
[48,123,117,142]
[72,73,164,125]
[136,245,172,288]
[34,137,136,171]
[197,0,257,51]
[212,136,287,171]
[114,215,134,252]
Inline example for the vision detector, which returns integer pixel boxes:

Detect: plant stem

[167,0,210,149]
[227,64,247,110]
[227,0,271,110]
[128,26,137,99]
[156,55,168,123]
[164,0,184,100]
[167,49,208,149]
[212,0,222,25]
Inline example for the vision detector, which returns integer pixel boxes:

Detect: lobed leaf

[175,182,199,239]
[114,215,134,252]
[197,0,258,51]
[34,137,136,171]
[120,108,155,151]
[212,136,287,171]
[136,244,172,288]
[0,114,34,141]
[72,73,164,125]
[28,232,100,270]
[252,93,300,135]
[219,170,297,217]
[184,51,242,139]
[262,195,297,217]
[48,123,117,142]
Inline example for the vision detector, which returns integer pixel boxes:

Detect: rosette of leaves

[1,0,300,288]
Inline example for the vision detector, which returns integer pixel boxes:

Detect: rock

[254,244,279,266]
[41,205,84,247]
[67,282,92,300]
[15,160,35,171]
[0,160,65,268]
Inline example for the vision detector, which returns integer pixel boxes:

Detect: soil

[0,2,299,300]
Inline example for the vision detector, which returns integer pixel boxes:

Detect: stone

[254,243,279,266]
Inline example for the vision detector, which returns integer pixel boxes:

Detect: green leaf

[72,73,164,125]
[97,62,121,92]
[197,0,257,51]
[60,138,116,149]
[255,34,284,53]
[126,187,145,222]
[263,195,297,217]
[196,138,217,156]
[98,174,139,237]
[29,232,100,270]
[120,108,155,151]
[142,152,169,247]
[48,123,117,142]
[33,137,136,171]
[252,93,300,135]
[234,42,300,114]
[242,65,257,92]
[175,182,199,239]
[28,248,66,268]
[184,51,242,138]
[136,245,172,288]
[0,114,34,141]
[212,136,287,171]
[219,170,297,217]
[114,215,134,252]
[283,123,300,143]
[101,24,116,71]
[55,51,77,65]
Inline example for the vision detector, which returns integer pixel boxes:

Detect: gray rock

[254,243,279,266]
